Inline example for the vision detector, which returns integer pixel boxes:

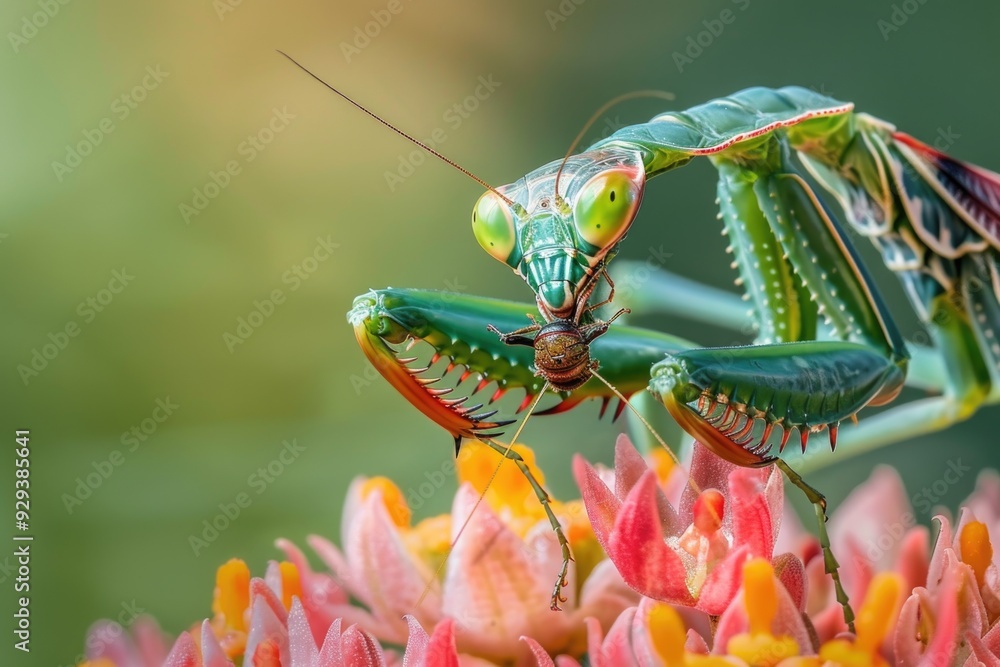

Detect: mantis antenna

[277,50,518,209]
[553,90,676,199]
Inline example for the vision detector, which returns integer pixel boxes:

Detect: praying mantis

[284,54,999,627]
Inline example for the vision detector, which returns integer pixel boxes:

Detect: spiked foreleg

[608,261,946,394]
[349,288,696,444]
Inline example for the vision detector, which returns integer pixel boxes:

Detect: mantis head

[471,149,646,321]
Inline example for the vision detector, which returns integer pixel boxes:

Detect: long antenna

[589,367,703,498]
[554,90,676,198]
[277,50,517,208]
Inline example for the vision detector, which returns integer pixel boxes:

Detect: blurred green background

[3,0,1000,664]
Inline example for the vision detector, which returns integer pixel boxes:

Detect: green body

[346,85,1000,624]
[351,85,1000,467]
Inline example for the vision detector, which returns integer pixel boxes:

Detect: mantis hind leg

[798,256,1000,472]
[775,459,855,634]
[483,440,574,611]
[649,149,908,467]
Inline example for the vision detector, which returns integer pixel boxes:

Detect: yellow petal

[744,558,777,636]
[726,633,799,666]
[360,476,411,527]
[649,447,676,485]
[278,561,302,610]
[854,572,902,655]
[455,441,545,516]
[960,521,994,589]
[213,558,250,633]
[820,637,888,667]
[648,603,686,667]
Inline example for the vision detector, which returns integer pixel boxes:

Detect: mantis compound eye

[472,191,520,267]
[572,167,644,252]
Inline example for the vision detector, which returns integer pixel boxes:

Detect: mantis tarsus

[285,54,998,626]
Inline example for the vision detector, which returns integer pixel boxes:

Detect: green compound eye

[472,191,519,266]
[573,169,643,250]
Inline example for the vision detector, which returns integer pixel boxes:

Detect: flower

[301,440,635,662]
[77,436,1000,667]
[573,434,785,614]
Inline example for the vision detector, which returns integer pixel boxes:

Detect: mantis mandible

[284,54,999,627]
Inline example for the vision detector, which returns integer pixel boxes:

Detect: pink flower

[303,440,635,662]
[573,434,785,614]
[779,465,930,641]
[893,508,1000,666]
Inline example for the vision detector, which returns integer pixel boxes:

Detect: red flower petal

[696,545,750,615]
[608,471,696,605]
[729,468,775,560]
[573,454,623,549]
[342,624,387,667]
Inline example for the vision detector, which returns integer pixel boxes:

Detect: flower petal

[607,471,696,605]
[318,618,344,666]
[965,631,1000,667]
[829,466,913,573]
[401,616,429,666]
[696,544,750,615]
[713,561,812,656]
[594,607,640,667]
[277,538,351,645]
[444,484,574,658]
[772,553,806,612]
[573,454,622,545]
[343,488,441,638]
[245,591,290,666]
[424,619,459,667]
[681,442,739,532]
[341,624,387,667]
[614,434,680,535]
[288,597,320,667]
[200,620,236,667]
[729,468,776,560]
[163,632,201,667]
[522,636,558,667]
[132,616,171,667]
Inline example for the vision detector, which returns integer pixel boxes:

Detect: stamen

[960,521,994,588]
[854,573,902,654]
[648,603,687,667]
[360,477,412,528]
[213,559,251,633]
[278,561,302,611]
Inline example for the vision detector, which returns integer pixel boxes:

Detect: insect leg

[484,440,574,611]
[775,459,855,633]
